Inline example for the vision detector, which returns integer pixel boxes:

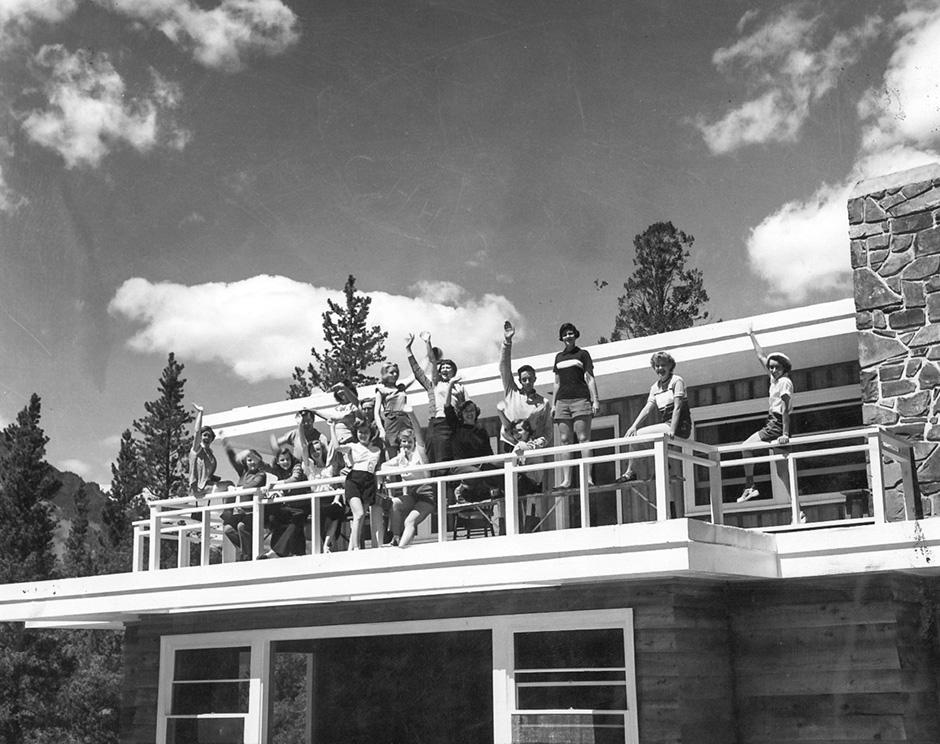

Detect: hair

[243,448,263,465]
[353,419,379,442]
[457,399,480,419]
[199,425,216,441]
[274,446,297,468]
[332,379,354,403]
[395,427,416,447]
[517,364,536,380]
[649,351,676,372]
[431,346,443,362]
[513,419,534,437]
[558,322,580,341]
[438,358,458,375]
[767,352,792,374]
[380,361,399,377]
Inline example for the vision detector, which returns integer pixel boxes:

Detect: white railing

[131,426,916,571]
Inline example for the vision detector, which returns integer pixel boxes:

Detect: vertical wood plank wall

[121,575,938,744]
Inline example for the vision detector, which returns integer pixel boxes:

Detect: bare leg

[555,419,574,488]
[623,423,670,479]
[572,415,594,486]
[348,497,365,550]
[369,503,385,547]
[391,492,416,540]
[738,431,763,501]
[400,502,434,548]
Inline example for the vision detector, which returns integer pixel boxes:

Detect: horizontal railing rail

[131,426,915,571]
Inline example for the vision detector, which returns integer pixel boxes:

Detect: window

[165,646,251,744]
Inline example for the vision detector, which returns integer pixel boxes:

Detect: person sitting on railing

[333,419,384,550]
[498,320,551,453]
[495,406,546,497]
[553,322,601,489]
[382,408,434,548]
[221,442,268,561]
[451,399,501,502]
[619,351,693,483]
[737,327,793,503]
[189,404,220,498]
[406,331,465,464]
[257,447,308,560]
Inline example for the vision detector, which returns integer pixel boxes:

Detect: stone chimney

[849,163,940,517]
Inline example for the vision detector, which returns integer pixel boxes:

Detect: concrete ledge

[851,162,940,198]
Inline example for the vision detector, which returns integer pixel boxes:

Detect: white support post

[148,509,162,571]
[899,445,919,520]
[251,490,264,560]
[578,462,590,528]
[437,480,447,543]
[503,459,518,536]
[708,451,723,525]
[680,440,694,518]
[653,437,669,521]
[311,493,322,555]
[200,507,211,566]
[178,529,190,568]
[132,525,144,572]
[868,432,886,524]
[787,454,800,525]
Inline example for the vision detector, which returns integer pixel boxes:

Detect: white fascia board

[0,520,778,625]
[206,299,858,438]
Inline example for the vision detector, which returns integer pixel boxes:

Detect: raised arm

[747,326,770,369]
[419,331,439,384]
[499,321,518,395]
[190,403,204,454]
[406,333,433,392]
[222,440,245,477]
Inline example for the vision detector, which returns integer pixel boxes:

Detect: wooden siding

[728,575,940,744]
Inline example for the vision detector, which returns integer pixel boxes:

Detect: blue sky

[1,0,939,486]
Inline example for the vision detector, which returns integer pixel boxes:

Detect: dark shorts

[757,412,784,443]
[412,483,435,506]
[383,411,411,443]
[345,470,378,506]
[321,500,348,523]
[554,397,593,421]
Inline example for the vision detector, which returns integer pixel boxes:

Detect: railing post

[200,506,211,566]
[679,440,694,519]
[769,445,791,508]
[868,431,886,524]
[132,524,144,572]
[899,442,921,521]
[708,451,723,525]
[148,508,162,571]
[311,492,322,555]
[437,480,447,543]
[503,459,518,536]
[578,461,590,528]
[178,528,190,568]
[251,490,264,560]
[787,454,800,525]
[653,436,669,521]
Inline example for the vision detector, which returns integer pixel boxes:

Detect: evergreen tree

[0,393,59,584]
[606,221,709,341]
[288,274,388,397]
[134,353,192,502]
[101,429,147,563]
[63,484,97,578]
[0,394,65,743]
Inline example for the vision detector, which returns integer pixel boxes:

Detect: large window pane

[171,681,249,715]
[517,684,627,711]
[166,717,244,744]
[515,629,624,669]
[174,647,250,681]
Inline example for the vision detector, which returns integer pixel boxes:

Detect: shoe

[454,484,469,501]
[615,471,638,483]
[737,487,760,503]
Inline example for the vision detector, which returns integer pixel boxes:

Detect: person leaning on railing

[256,447,307,560]
[737,327,793,503]
[619,352,693,483]
[189,404,221,498]
[381,407,434,548]
[221,442,268,561]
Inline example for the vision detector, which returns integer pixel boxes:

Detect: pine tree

[134,353,192,503]
[0,393,59,585]
[102,429,147,557]
[63,484,97,578]
[606,221,709,341]
[0,394,65,743]
[288,274,388,397]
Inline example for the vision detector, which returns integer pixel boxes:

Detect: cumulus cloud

[730,3,940,302]
[103,0,300,72]
[58,458,91,477]
[108,275,525,383]
[0,0,77,51]
[20,45,187,168]
[696,7,881,154]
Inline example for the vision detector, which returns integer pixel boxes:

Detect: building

[2,165,940,744]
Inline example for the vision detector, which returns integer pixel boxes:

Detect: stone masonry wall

[849,163,940,517]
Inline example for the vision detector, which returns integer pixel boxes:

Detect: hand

[419,330,431,342]
[592,400,601,415]
[626,426,637,437]
[776,435,790,445]
[448,375,462,386]
[504,320,514,340]
[192,403,204,413]
[405,333,415,347]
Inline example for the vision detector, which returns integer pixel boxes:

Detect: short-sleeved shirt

[189,447,217,494]
[338,442,382,474]
[648,374,693,439]
[324,403,362,443]
[768,376,794,415]
[553,347,593,400]
[501,389,552,446]
[385,445,428,481]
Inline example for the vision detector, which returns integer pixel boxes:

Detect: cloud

[696,8,881,154]
[0,0,77,52]
[58,458,91,477]
[20,45,187,168]
[0,138,26,211]
[108,275,525,383]
[103,0,300,72]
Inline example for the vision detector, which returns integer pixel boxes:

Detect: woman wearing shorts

[382,409,434,548]
[738,328,793,502]
[552,322,600,488]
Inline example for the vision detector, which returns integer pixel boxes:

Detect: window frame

[156,609,637,744]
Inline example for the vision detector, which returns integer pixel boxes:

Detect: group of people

[186,321,793,559]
